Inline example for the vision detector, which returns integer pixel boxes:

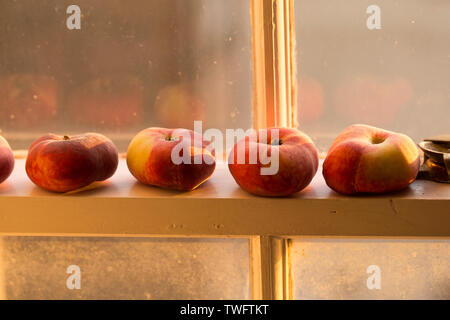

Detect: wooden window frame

[251,0,297,129]
[0,1,448,300]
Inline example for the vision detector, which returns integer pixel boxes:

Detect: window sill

[0,159,448,237]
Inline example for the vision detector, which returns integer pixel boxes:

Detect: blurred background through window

[295,0,449,152]
[0,0,252,152]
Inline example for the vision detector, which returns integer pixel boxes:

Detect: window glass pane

[0,0,252,152]
[295,0,449,152]
[0,237,250,299]
[291,238,450,299]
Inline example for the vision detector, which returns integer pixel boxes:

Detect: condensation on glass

[0,0,252,151]
[291,238,450,299]
[295,0,450,151]
[0,237,250,299]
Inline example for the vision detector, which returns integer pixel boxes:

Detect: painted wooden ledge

[0,159,448,237]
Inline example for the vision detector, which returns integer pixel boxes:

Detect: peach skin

[127,127,215,191]
[26,133,118,192]
[0,135,14,184]
[228,128,319,197]
[323,124,420,194]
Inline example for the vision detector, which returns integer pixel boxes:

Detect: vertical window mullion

[250,0,297,129]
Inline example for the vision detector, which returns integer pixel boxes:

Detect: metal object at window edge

[418,135,450,183]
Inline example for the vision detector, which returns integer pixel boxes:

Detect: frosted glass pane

[0,237,249,300]
[295,0,450,152]
[292,239,450,299]
[0,0,252,152]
